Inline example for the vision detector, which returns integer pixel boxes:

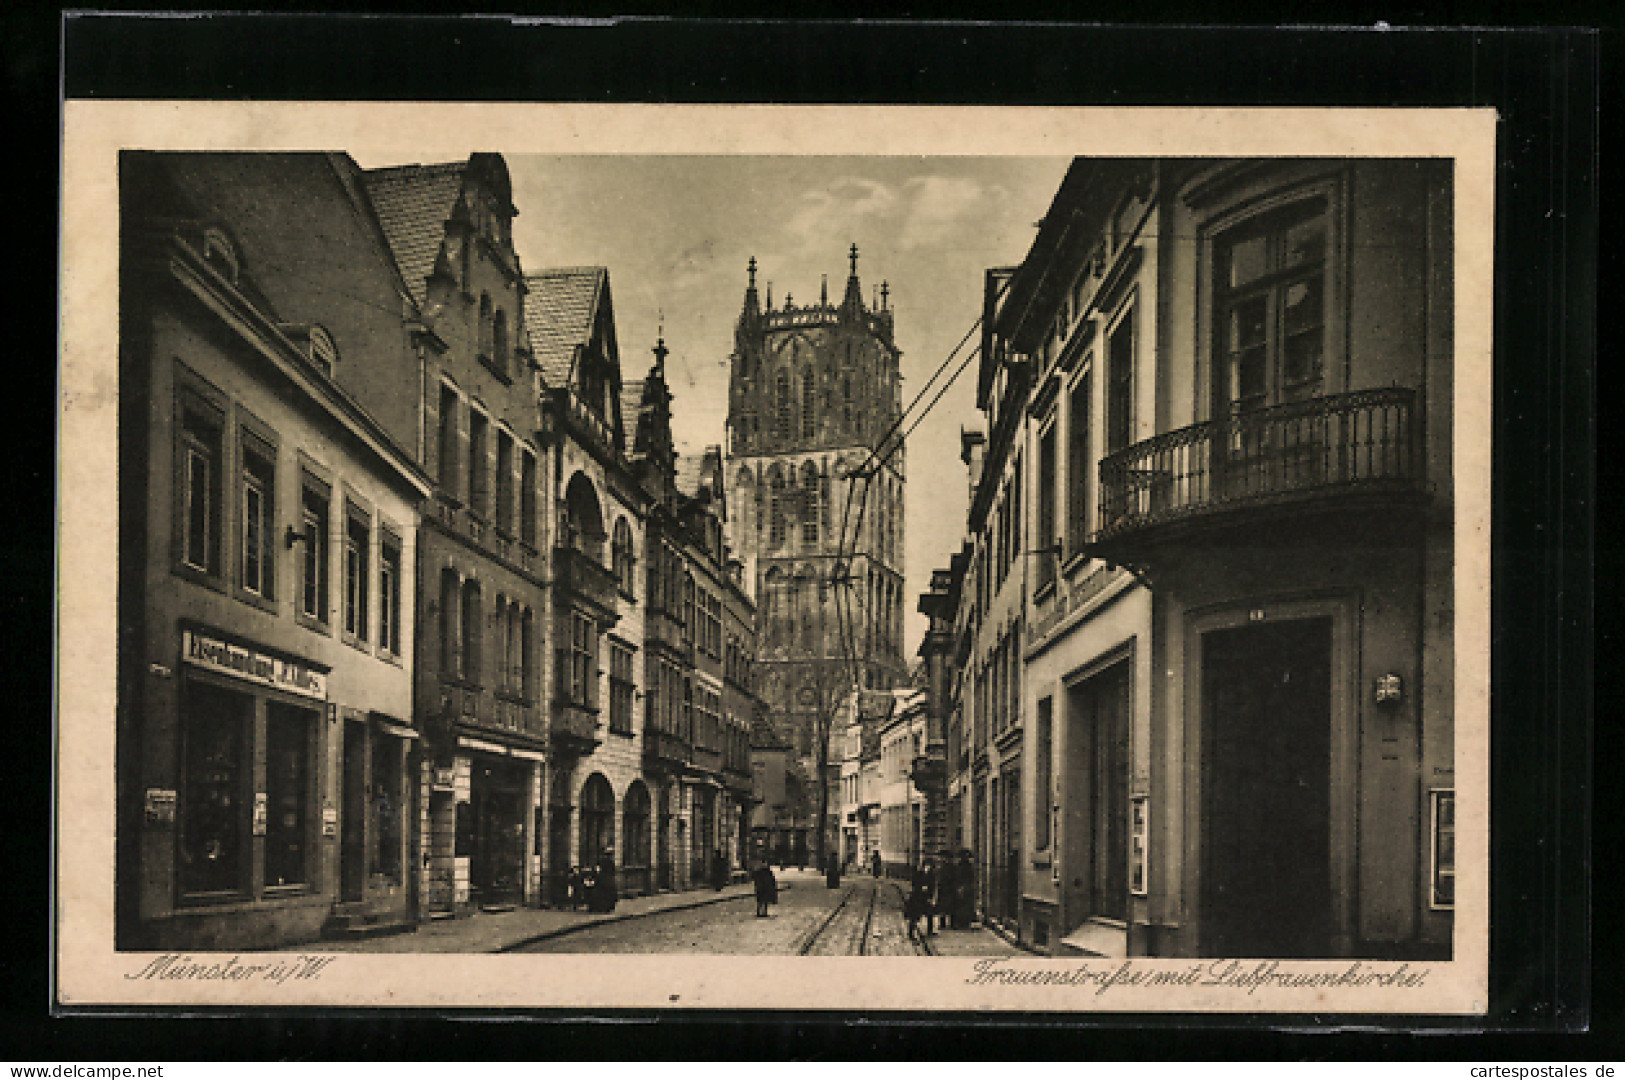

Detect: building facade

[936,156,1455,961]
[724,249,909,867]
[117,154,432,949]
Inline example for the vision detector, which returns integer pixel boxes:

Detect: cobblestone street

[519,869,1018,956]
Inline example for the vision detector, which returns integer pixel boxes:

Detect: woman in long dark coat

[752,863,778,917]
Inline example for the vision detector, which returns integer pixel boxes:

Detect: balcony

[1095,388,1423,553]
[553,544,620,619]
[549,387,617,459]
[642,728,690,772]
[689,746,723,777]
[550,700,601,754]
[644,605,694,665]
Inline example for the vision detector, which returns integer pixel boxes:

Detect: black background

[15,10,1605,1061]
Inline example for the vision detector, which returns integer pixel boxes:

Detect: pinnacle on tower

[821,274,829,307]
[742,257,760,317]
[843,242,864,312]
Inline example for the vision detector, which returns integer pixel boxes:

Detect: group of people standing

[904,850,976,942]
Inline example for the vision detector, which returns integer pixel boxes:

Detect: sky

[363,153,1072,654]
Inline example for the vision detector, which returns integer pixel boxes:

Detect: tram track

[796,880,880,956]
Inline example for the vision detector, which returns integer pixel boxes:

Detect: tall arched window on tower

[775,372,792,442]
[801,461,820,546]
[802,367,817,440]
[842,375,854,431]
[769,468,786,548]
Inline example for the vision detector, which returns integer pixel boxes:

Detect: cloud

[784,177,898,248]
[897,176,1005,250]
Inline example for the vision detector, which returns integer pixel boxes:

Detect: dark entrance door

[471,761,526,905]
[1202,617,1332,957]
[340,722,367,903]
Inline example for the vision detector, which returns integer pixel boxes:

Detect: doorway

[1201,617,1332,957]
[470,760,527,905]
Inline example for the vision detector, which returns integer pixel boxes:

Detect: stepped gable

[523,266,608,387]
[359,161,468,309]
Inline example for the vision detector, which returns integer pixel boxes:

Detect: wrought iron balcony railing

[1097,388,1420,541]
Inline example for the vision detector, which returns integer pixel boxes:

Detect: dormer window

[200,227,239,285]
[308,326,338,377]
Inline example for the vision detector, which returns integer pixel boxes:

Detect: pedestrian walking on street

[588,852,618,913]
[871,848,883,879]
[712,848,728,891]
[956,850,976,928]
[922,858,939,936]
[938,855,960,930]
[905,864,930,943]
[752,863,778,917]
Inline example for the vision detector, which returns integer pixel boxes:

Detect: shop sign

[182,630,327,700]
[321,807,339,837]
[252,792,268,836]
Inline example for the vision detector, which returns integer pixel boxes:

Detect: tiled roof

[359,162,468,309]
[523,267,606,387]
[619,379,647,448]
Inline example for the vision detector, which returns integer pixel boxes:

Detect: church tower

[724,246,909,761]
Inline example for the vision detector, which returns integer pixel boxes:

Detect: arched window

[769,469,786,548]
[478,293,494,358]
[612,517,635,595]
[775,371,792,441]
[842,375,853,430]
[492,308,509,375]
[460,578,482,684]
[801,461,820,546]
[579,773,616,867]
[563,472,606,561]
[623,782,652,890]
[801,366,817,439]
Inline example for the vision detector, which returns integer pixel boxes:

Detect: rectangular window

[520,448,538,546]
[567,610,597,708]
[608,642,634,734]
[240,436,274,598]
[520,609,536,701]
[300,478,330,624]
[344,505,369,642]
[179,681,249,897]
[1215,199,1329,414]
[1067,370,1092,556]
[496,430,514,535]
[1129,795,1149,896]
[468,409,489,518]
[1035,696,1053,850]
[180,402,224,576]
[1431,788,1455,909]
[1037,427,1057,591]
[439,569,460,676]
[264,702,313,888]
[378,532,402,655]
[437,385,459,499]
[1106,312,1134,453]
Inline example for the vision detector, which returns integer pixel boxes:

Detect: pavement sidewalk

[286,881,761,954]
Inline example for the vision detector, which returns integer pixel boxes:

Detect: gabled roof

[359,162,468,309]
[523,267,609,387]
[674,453,708,499]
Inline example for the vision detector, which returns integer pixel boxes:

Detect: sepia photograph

[58,102,1495,1012]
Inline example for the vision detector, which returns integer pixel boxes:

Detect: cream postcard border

[58,102,1495,1012]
